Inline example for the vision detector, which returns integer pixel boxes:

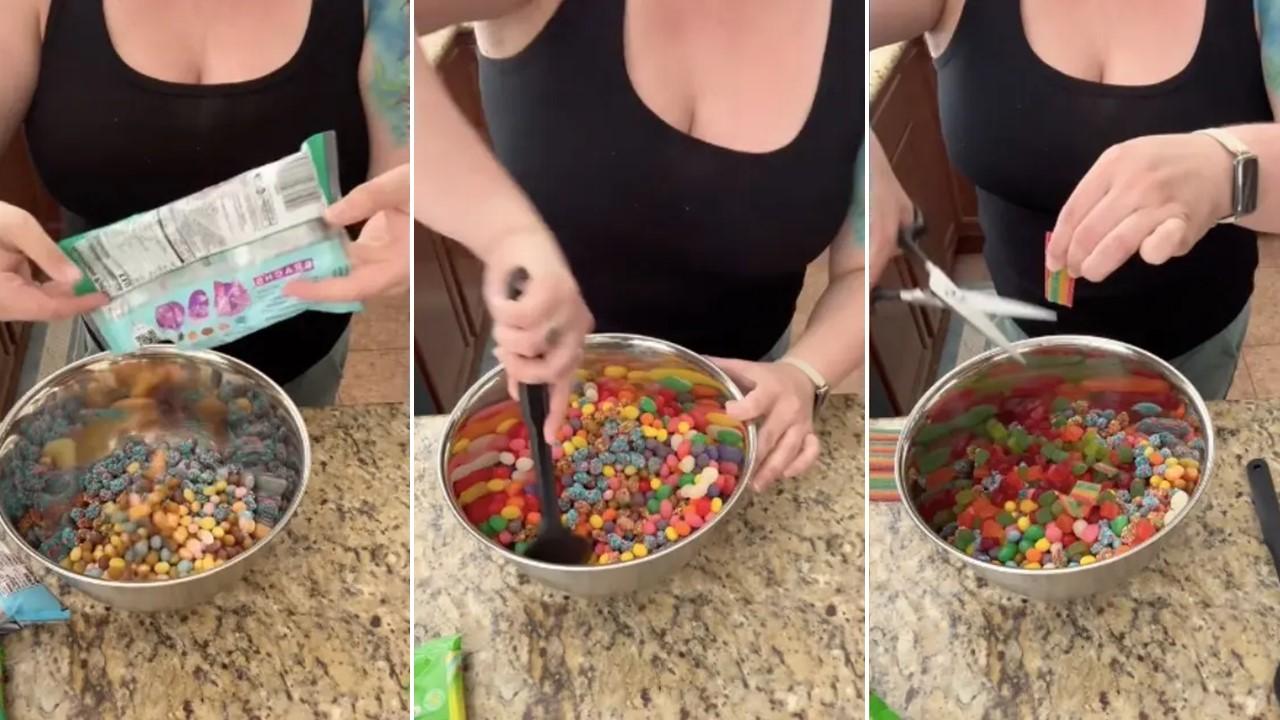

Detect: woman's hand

[0,203,106,321]
[868,134,912,287]
[712,357,821,492]
[1047,133,1234,282]
[285,164,411,302]
[486,232,593,440]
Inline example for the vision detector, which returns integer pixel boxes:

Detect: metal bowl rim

[892,334,1215,577]
[436,332,758,574]
[0,345,312,590]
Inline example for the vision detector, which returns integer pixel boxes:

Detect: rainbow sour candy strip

[1044,232,1075,307]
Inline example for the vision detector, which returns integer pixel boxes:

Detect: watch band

[777,356,830,413]
[1194,127,1259,223]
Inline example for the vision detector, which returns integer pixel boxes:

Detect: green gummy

[1131,478,1147,496]
[1039,491,1059,507]
[1051,397,1071,412]
[660,375,694,393]
[656,485,673,500]
[931,508,956,528]
[954,529,975,550]
[1018,537,1033,553]
[1110,516,1130,535]
[716,429,744,447]
[1035,507,1055,525]
[486,515,506,533]
[514,541,529,556]
[639,397,657,413]
[955,488,976,508]
[914,423,954,446]
[1117,445,1134,464]
[973,448,991,468]
[954,404,998,428]
[995,511,1015,527]
[1071,463,1089,477]
[916,447,952,475]
[997,543,1018,563]
[1024,524,1045,543]
[986,418,1009,442]
[679,473,695,487]
[1067,541,1089,559]
[1043,445,1068,464]
[647,498,660,513]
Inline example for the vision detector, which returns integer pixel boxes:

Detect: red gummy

[981,518,1004,541]
[957,507,977,530]
[492,466,512,479]
[926,467,956,491]
[1055,514,1076,536]
[1099,502,1121,520]
[1133,519,1156,543]
[693,498,712,517]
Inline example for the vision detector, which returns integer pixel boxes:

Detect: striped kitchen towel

[868,417,906,502]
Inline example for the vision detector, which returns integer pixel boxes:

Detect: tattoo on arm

[1258,0,1280,99]
[369,0,410,145]
[852,142,866,247]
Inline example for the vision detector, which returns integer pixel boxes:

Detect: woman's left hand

[711,357,821,492]
[1046,133,1234,282]
[285,164,410,302]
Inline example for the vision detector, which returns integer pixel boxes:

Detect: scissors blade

[950,291,1057,322]
[925,266,1029,364]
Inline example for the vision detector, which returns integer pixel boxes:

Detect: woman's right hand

[0,203,107,321]
[868,134,913,288]
[484,230,593,441]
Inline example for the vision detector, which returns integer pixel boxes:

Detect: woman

[870,0,1280,400]
[0,0,410,406]
[415,0,863,489]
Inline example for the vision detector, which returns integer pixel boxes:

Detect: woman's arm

[783,218,863,390]
[361,0,411,175]
[870,0,947,50]
[1044,0,1280,279]
[0,1,40,165]
[415,0,533,35]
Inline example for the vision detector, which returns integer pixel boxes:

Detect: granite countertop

[3,405,410,720]
[870,400,1280,719]
[870,43,906,99]
[415,396,863,719]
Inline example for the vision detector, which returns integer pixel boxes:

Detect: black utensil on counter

[505,268,591,566]
[1244,458,1280,703]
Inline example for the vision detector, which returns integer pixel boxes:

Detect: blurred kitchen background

[0,140,409,415]
[415,27,861,417]
[869,39,1280,419]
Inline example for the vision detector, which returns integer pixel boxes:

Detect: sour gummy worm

[60,131,362,353]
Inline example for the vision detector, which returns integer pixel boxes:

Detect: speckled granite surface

[416,396,863,719]
[870,400,1280,719]
[870,43,906,98]
[3,405,410,720]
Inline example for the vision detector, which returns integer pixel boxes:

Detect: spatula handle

[506,268,559,523]
[1246,458,1280,579]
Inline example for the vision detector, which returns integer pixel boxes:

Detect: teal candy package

[59,132,362,352]
[0,550,69,634]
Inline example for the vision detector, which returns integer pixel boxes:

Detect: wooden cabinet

[0,134,58,413]
[869,40,984,417]
[414,29,491,414]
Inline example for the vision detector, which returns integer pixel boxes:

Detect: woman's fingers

[544,378,573,442]
[1064,189,1141,277]
[780,433,821,480]
[1138,216,1193,266]
[0,275,107,321]
[325,165,409,226]
[1049,152,1116,272]
[754,425,805,492]
[0,205,81,283]
[1077,207,1165,282]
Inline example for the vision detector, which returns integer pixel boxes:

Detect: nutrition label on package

[66,152,327,297]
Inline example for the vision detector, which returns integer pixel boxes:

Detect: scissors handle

[897,207,931,267]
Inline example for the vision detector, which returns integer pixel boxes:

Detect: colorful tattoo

[368,0,410,144]
[1258,0,1280,97]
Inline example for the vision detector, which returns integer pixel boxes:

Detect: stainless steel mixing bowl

[438,333,757,596]
[894,336,1214,600]
[0,346,310,612]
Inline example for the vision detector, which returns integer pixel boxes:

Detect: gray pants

[995,304,1250,401]
[479,330,792,374]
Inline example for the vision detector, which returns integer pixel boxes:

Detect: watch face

[1238,155,1260,216]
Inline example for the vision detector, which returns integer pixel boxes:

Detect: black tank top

[25,0,371,385]
[479,0,860,360]
[936,1,1271,359]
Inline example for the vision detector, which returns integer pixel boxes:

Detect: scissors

[872,208,1057,364]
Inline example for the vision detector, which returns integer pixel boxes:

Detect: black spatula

[505,268,591,566]
[1245,458,1280,703]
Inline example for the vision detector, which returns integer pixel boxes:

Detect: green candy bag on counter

[414,635,465,720]
[870,692,900,720]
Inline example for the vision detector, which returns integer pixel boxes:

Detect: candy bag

[414,635,466,720]
[0,550,69,634]
[60,131,362,353]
